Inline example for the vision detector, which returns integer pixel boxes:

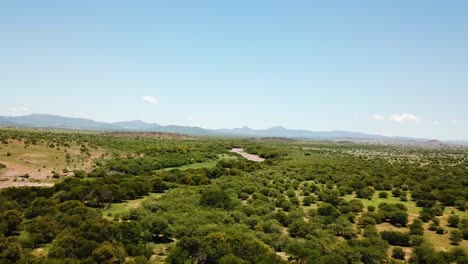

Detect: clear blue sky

[1,1,467,140]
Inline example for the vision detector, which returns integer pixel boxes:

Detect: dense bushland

[0,128,467,263]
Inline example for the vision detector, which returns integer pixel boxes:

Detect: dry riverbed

[229,148,265,162]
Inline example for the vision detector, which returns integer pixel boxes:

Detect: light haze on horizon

[1,1,467,140]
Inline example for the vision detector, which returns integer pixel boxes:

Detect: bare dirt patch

[0,141,104,189]
[229,148,265,162]
[0,180,54,189]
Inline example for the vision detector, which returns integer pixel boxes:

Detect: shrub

[392,247,405,260]
[392,188,401,197]
[200,189,235,210]
[302,195,316,206]
[450,230,463,245]
[448,215,460,228]
[378,192,388,199]
[409,235,424,247]
[435,227,445,235]
[409,219,424,236]
[381,231,410,246]
[359,216,377,226]
[356,187,374,200]
[388,211,408,227]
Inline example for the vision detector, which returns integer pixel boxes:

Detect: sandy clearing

[0,160,54,189]
[0,160,51,178]
[0,180,53,189]
[0,141,105,189]
[229,148,265,162]
[22,153,48,158]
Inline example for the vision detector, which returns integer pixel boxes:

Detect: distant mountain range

[0,114,466,145]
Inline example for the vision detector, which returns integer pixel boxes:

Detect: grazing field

[0,136,104,189]
[0,128,467,263]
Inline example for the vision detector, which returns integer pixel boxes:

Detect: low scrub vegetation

[0,128,467,263]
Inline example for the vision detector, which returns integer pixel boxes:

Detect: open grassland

[0,139,104,188]
[342,192,468,252]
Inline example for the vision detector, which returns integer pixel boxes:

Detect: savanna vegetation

[0,128,467,263]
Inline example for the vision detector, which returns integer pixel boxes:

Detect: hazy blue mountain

[216,126,257,135]
[147,125,219,136]
[0,114,120,130]
[218,125,388,140]
[112,120,159,130]
[0,113,446,143]
[0,116,17,126]
[446,140,468,145]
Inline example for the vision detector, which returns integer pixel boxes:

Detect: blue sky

[1,1,467,140]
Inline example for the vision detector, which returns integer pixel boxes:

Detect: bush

[435,227,445,235]
[359,216,377,226]
[450,230,463,245]
[462,228,468,240]
[409,219,424,236]
[419,211,432,222]
[317,254,347,264]
[388,211,408,227]
[392,188,401,197]
[409,235,424,247]
[392,247,405,260]
[356,187,374,200]
[381,231,410,246]
[349,199,364,212]
[238,192,249,200]
[428,223,437,231]
[200,189,235,210]
[302,195,316,206]
[378,192,388,199]
[73,170,87,178]
[363,225,379,238]
[448,215,460,228]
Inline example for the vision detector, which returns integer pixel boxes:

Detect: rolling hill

[0,113,454,143]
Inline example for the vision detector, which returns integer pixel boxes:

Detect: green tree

[448,215,460,228]
[200,189,235,210]
[24,197,56,219]
[381,231,410,246]
[450,230,463,246]
[219,253,247,264]
[388,211,408,227]
[392,247,405,260]
[2,210,22,235]
[146,216,170,242]
[318,254,347,264]
[1,242,22,263]
[92,241,127,263]
[302,195,316,206]
[356,187,375,200]
[378,192,388,199]
[409,219,424,236]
